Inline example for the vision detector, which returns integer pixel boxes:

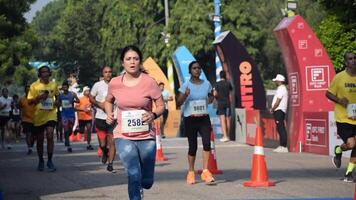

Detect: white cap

[272,74,285,82]
[83,86,90,91]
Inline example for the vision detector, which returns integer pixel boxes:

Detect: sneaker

[332,145,342,168]
[279,147,289,153]
[107,163,114,172]
[201,169,215,184]
[343,172,354,183]
[27,149,33,155]
[87,145,94,150]
[186,171,195,185]
[37,160,44,171]
[273,146,282,152]
[220,137,230,142]
[47,160,57,172]
[67,147,72,153]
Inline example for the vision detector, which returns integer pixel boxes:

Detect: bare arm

[89,94,105,110]
[326,91,348,108]
[270,98,282,113]
[142,96,165,124]
[176,88,190,108]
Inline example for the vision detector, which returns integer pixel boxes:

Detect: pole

[164,0,174,91]
[214,0,222,81]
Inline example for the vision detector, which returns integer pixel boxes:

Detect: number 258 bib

[40,98,53,110]
[121,110,149,133]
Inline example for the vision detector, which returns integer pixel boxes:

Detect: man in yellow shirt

[28,66,59,172]
[19,85,35,154]
[327,52,356,182]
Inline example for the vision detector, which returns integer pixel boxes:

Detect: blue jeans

[115,138,156,200]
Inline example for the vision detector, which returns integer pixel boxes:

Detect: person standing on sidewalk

[90,66,116,172]
[176,60,215,185]
[58,81,79,153]
[213,70,232,142]
[270,74,289,153]
[327,52,356,182]
[19,85,35,154]
[28,65,59,172]
[158,82,173,138]
[105,45,164,200]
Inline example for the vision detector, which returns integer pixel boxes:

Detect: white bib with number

[189,100,207,115]
[347,103,356,118]
[40,98,53,110]
[12,109,20,115]
[61,100,72,108]
[121,110,149,133]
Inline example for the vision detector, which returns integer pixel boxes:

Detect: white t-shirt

[91,80,108,120]
[272,84,288,113]
[0,96,12,117]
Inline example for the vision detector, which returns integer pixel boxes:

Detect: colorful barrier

[274,15,336,152]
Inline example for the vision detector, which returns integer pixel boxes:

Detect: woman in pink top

[105,45,164,200]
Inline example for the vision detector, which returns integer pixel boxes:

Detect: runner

[28,65,60,172]
[176,60,215,185]
[0,88,12,149]
[105,45,164,199]
[76,86,93,150]
[9,94,21,145]
[19,85,35,154]
[327,52,356,182]
[90,66,116,172]
[58,81,79,152]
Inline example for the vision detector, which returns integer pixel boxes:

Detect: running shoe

[87,145,94,150]
[332,145,342,168]
[186,171,195,185]
[67,147,72,153]
[107,163,114,172]
[343,172,354,183]
[47,160,57,172]
[201,169,215,184]
[27,149,33,155]
[140,187,144,199]
[220,137,230,142]
[37,160,44,171]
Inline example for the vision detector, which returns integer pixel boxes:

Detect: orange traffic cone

[155,121,168,161]
[69,132,76,142]
[198,130,223,174]
[244,125,275,187]
[76,133,82,141]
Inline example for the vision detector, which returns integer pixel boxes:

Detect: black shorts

[0,116,10,127]
[216,104,231,116]
[33,120,57,135]
[336,122,356,143]
[79,120,92,133]
[22,122,34,133]
[95,118,116,134]
[10,116,21,122]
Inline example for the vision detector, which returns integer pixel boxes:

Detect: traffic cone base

[156,150,168,161]
[198,130,223,174]
[243,180,275,187]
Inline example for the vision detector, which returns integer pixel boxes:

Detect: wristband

[152,112,158,119]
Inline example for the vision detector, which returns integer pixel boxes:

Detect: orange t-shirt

[76,96,92,121]
[19,95,35,123]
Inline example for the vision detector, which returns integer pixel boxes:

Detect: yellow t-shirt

[28,80,59,126]
[19,95,35,123]
[328,70,356,124]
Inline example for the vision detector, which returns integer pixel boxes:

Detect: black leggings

[184,116,212,156]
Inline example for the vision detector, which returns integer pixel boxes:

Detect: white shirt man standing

[270,74,289,153]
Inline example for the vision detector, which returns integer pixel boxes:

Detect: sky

[24,0,53,22]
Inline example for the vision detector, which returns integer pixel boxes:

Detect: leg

[199,117,212,170]
[116,139,142,200]
[274,110,287,147]
[107,133,116,163]
[86,122,92,145]
[185,117,198,171]
[137,140,156,189]
[45,125,55,161]
[219,114,228,140]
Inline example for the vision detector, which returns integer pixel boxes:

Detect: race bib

[347,103,356,118]
[61,100,72,108]
[189,100,208,115]
[12,109,20,115]
[121,110,149,134]
[40,98,53,110]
